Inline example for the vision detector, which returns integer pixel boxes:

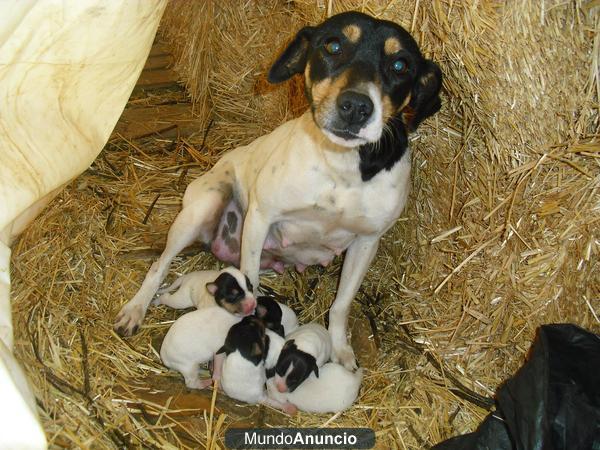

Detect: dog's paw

[114,303,145,337]
[332,344,358,371]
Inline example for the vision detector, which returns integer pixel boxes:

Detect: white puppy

[273,323,332,393]
[267,363,364,413]
[160,306,240,389]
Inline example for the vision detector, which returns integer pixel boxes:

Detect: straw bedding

[10,0,599,448]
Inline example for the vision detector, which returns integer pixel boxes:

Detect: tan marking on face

[382,93,412,122]
[382,96,394,122]
[311,78,332,107]
[304,61,312,89]
[399,92,411,111]
[222,302,241,315]
[342,24,362,43]
[384,37,401,55]
[311,71,349,128]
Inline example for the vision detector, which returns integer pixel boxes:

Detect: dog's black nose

[336,91,373,126]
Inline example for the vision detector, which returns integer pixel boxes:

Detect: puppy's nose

[336,91,373,126]
[243,297,257,315]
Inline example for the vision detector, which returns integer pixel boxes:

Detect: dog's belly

[210,201,356,273]
[265,220,355,268]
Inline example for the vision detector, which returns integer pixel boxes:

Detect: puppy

[218,316,295,414]
[115,11,442,372]
[160,306,240,389]
[154,267,256,315]
[267,363,364,413]
[273,323,332,393]
[254,296,299,337]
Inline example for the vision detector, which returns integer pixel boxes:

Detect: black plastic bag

[431,323,600,450]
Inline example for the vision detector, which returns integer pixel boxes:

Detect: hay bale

[10,0,599,447]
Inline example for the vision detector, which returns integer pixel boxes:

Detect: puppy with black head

[268,362,364,413]
[154,266,256,316]
[254,296,299,337]
[116,11,442,374]
[217,316,296,414]
[273,323,332,393]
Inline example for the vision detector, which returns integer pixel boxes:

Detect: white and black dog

[115,11,442,370]
[154,267,256,316]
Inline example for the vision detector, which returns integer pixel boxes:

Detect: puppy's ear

[206,282,218,296]
[268,26,315,84]
[264,334,270,359]
[216,344,230,355]
[403,59,443,132]
[282,339,295,351]
[255,304,267,318]
[312,362,319,378]
[276,325,285,338]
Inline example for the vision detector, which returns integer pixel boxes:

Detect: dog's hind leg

[115,174,232,336]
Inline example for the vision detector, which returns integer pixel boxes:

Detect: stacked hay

[10,0,599,448]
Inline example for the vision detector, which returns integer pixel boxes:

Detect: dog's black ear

[312,362,319,378]
[216,344,230,355]
[268,26,315,83]
[404,59,443,131]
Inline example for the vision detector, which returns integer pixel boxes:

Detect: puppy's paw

[186,378,213,390]
[282,401,298,416]
[332,344,358,371]
[114,303,145,337]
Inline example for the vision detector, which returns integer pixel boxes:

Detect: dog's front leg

[329,235,380,371]
[239,204,270,293]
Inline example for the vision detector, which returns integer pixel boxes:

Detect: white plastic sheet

[0,1,167,447]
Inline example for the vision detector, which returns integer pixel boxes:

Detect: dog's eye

[392,58,408,74]
[325,38,342,55]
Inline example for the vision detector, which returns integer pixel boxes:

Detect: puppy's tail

[157,276,185,295]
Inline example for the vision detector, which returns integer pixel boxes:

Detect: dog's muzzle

[336,91,374,131]
[323,84,383,148]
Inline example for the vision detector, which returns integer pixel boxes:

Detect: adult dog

[115,11,442,370]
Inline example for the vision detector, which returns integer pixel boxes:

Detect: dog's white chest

[267,147,411,261]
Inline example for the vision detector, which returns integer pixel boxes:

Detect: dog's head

[206,267,256,316]
[217,315,269,366]
[268,11,442,148]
